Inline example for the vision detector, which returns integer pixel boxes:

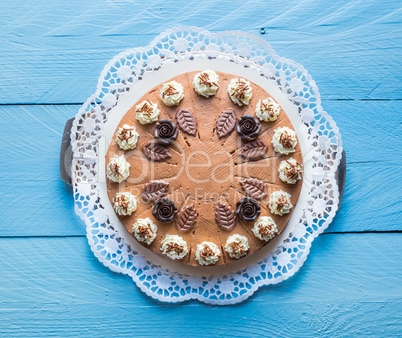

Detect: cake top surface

[106,70,303,267]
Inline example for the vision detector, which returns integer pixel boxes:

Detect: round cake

[105,70,303,267]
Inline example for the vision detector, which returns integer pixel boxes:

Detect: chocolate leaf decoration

[214,201,236,231]
[239,140,267,160]
[175,204,198,232]
[141,181,169,202]
[176,109,197,136]
[216,110,236,139]
[143,141,171,161]
[240,177,268,200]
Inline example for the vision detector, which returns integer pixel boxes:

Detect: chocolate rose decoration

[152,198,177,222]
[235,197,261,222]
[153,119,178,144]
[236,115,261,141]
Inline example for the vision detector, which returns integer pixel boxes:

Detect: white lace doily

[70,26,343,305]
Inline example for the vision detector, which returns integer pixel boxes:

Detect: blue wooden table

[1,1,401,336]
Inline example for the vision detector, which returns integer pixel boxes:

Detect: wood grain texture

[0,103,400,236]
[0,105,84,236]
[0,234,401,336]
[324,100,402,163]
[1,1,401,334]
[0,0,401,103]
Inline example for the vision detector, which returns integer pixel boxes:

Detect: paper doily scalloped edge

[71,26,343,305]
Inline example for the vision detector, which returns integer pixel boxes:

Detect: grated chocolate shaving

[276,197,288,212]
[110,163,123,177]
[284,160,303,180]
[114,194,128,212]
[137,101,154,117]
[198,72,218,88]
[162,84,179,98]
[280,132,294,149]
[229,241,245,254]
[231,79,249,100]
[117,126,134,141]
[258,224,278,238]
[137,225,152,239]
[261,101,275,117]
[167,242,184,254]
[200,246,215,258]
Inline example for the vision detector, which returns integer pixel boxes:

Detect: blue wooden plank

[0,105,83,236]
[0,1,400,335]
[321,100,402,164]
[330,161,402,232]
[0,0,401,103]
[0,103,400,236]
[0,234,401,336]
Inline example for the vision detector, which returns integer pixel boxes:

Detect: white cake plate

[60,27,344,305]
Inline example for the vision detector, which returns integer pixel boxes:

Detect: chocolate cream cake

[106,70,303,267]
